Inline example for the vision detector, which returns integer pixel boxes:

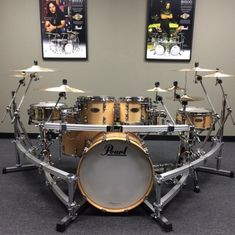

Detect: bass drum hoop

[77,132,153,213]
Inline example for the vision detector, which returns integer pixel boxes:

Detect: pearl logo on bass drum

[101,144,128,156]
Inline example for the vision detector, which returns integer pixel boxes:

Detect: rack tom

[119,97,150,124]
[76,96,115,125]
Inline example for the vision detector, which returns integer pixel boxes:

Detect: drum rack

[3,120,224,232]
[1,62,234,232]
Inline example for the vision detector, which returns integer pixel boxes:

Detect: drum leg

[56,199,88,232]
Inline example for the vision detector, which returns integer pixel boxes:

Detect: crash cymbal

[203,71,234,78]
[176,67,215,72]
[146,87,168,92]
[167,85,185,92]
[40,85,85,93]
[180,94,204,102]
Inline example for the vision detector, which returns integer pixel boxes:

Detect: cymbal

[166,94,204,102]
[15,65,55,73]
[180,94,204,102]
[40,85,85,93]
[146,87,168,92]
[176,67,215,72]
[72,13,83,21]
[203,71,234,78]
[167,85,185,92]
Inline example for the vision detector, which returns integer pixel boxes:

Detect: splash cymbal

[167,85,185,92]
[146,87,168,92]
[203,71,234,78]
[180,94,204,102]
[40,85,85,93]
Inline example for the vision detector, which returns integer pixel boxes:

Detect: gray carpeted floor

[0,139,235,235]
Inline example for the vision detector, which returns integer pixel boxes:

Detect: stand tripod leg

[196,146,234,178]
[2,140,37,174]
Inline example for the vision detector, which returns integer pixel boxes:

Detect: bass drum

[77,132,153,213]
[154,44,165,55]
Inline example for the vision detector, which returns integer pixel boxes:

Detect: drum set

[1,61,235,232]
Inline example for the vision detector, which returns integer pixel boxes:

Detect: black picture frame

[39,0,87,60]
[145,0,196,61]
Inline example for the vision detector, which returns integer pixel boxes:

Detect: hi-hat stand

[196,75,234,178]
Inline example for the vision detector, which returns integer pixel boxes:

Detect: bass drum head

[155,44,165,55]
[77,132,153,213]
[170,45,180,56]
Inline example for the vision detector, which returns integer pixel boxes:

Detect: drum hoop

[119,96,145,102]
[77,132,153,213]
[30,102,66,108]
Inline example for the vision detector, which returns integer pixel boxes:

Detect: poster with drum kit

[39,0,87,59]
[145,0,195,61]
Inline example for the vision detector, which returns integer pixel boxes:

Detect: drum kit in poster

[1,61,235,232]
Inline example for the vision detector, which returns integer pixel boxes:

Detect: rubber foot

[230,171,234,178]
[194,186,200,193]
[56,223,66,233]
[2,168,6,174]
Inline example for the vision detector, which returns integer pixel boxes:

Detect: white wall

[0,0,235,135]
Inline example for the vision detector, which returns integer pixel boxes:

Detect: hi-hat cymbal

[146,87,168,92]
[15,65,55,73]
[40,85,85,93]
[167,85,185,92]
[166,94,204,102]
[175,66,215,72]
[203,71,234,78]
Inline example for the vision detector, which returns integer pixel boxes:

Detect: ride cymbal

[40,85,85,93]
[176,67,215,72]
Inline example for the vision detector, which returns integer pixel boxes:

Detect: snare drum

[28,102,66,122]
[77,132,153,212]
[77,96,115,125]
[176,107,213,130]
[119,97,150,124]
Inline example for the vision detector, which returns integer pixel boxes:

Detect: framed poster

[39,0,87,59]
[145,0,195,61]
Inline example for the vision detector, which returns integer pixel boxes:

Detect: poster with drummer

[145,0,195,61]
[39,0,87,59]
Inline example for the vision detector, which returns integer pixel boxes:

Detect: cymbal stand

[1,73,26,124]
[47,91,66,122]
[156,95,175,124]
[196,77,234,178]
[196,75,221,127]
[2,90,37,174]
[46,91,66,161]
